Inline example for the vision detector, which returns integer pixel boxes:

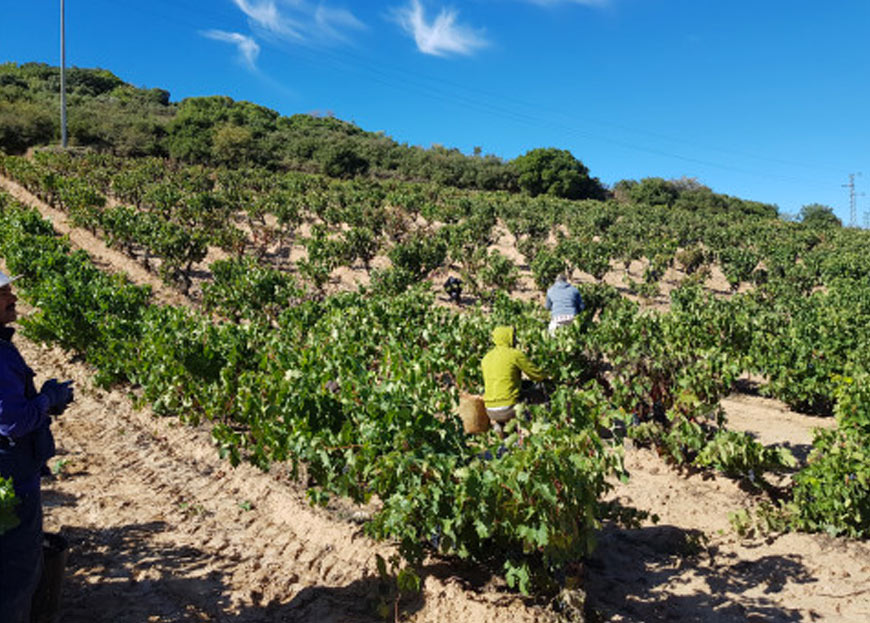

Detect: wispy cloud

[392,0,488,57]
[230,0,364,45]
[202,30,261,70]
[232,0,304,40]
[315,5,366,43]
[204,1,364,72]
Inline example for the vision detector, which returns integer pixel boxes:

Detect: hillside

[1,61,868,623]
[2,172,868,622]
[1,62,792,217]
[1,62,602,199]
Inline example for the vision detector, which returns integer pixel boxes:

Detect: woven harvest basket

[458,392,490,434]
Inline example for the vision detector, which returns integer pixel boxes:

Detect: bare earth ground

[3,176,870,622]
[28,336,544,623]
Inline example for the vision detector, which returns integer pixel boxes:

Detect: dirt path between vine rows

[26,331,550,623]
[3,174,870,622]
[589,395,870,623]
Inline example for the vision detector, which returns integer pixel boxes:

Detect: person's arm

[515,351,546,382]
[545,291,553,311]
[0,359,50,439]
[574,288,584,312]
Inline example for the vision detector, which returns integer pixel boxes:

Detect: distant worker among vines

[0,271,74,623]
[545,273,584,335]
[444,276,462,304]
[481,326,546,434]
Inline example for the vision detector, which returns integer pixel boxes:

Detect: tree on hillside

[67,67,124,96]
[167,96,278,164]
[799,203,842,229]
[212,124,255,167]
[623,177,679,207]
[0,101,55,153]
[614,176,779,218]
[316,142,370,178]
[511,147,604,200]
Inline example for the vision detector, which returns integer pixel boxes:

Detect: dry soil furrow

[0,175,190,307]
[12,322,544,622]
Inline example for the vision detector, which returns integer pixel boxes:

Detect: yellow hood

[491,325,515,347]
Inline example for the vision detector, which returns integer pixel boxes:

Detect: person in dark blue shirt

[0,271,73,623]
[444,276,463,304]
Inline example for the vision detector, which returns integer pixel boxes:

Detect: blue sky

[2,1,868,224]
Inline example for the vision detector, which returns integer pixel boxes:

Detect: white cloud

[230,0,364,45]
[232,0,303,40]
[392,0,488,57]
[208,1,365,72]
[202,30,261,70]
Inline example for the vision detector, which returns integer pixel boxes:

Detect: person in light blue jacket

[0,271,73,623]
[545,273,584,335]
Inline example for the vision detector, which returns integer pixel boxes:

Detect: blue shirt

[0,327,53,494]
[0,328,50,439]
[545,280,584,318]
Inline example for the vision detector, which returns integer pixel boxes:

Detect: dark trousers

[0,487,43,623]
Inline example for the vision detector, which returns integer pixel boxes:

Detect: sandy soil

[26,335,546,623]
[589,395,868,623]
[3,175,870,622]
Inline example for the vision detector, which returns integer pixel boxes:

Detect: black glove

[41,378,74,415]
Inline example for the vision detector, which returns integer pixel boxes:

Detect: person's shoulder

[0,347,20,377]
[0,338,20,359]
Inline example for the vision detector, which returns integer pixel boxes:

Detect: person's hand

[40,378,74,414]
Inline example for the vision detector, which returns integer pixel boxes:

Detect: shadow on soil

[54,522,240,622]
[57,519,811,623]
[51,522,518,623]
[584,523,816,623]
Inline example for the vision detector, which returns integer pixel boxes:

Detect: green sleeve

[515,351,546,382]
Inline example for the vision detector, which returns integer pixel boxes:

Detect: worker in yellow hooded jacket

[481,326,546,431]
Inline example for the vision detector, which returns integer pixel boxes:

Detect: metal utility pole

[60,0,67,148]
[842,173,862,227]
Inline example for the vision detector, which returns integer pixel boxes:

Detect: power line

[43,1,851,194]
[842,173,864,227]
[273,41,842,188]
